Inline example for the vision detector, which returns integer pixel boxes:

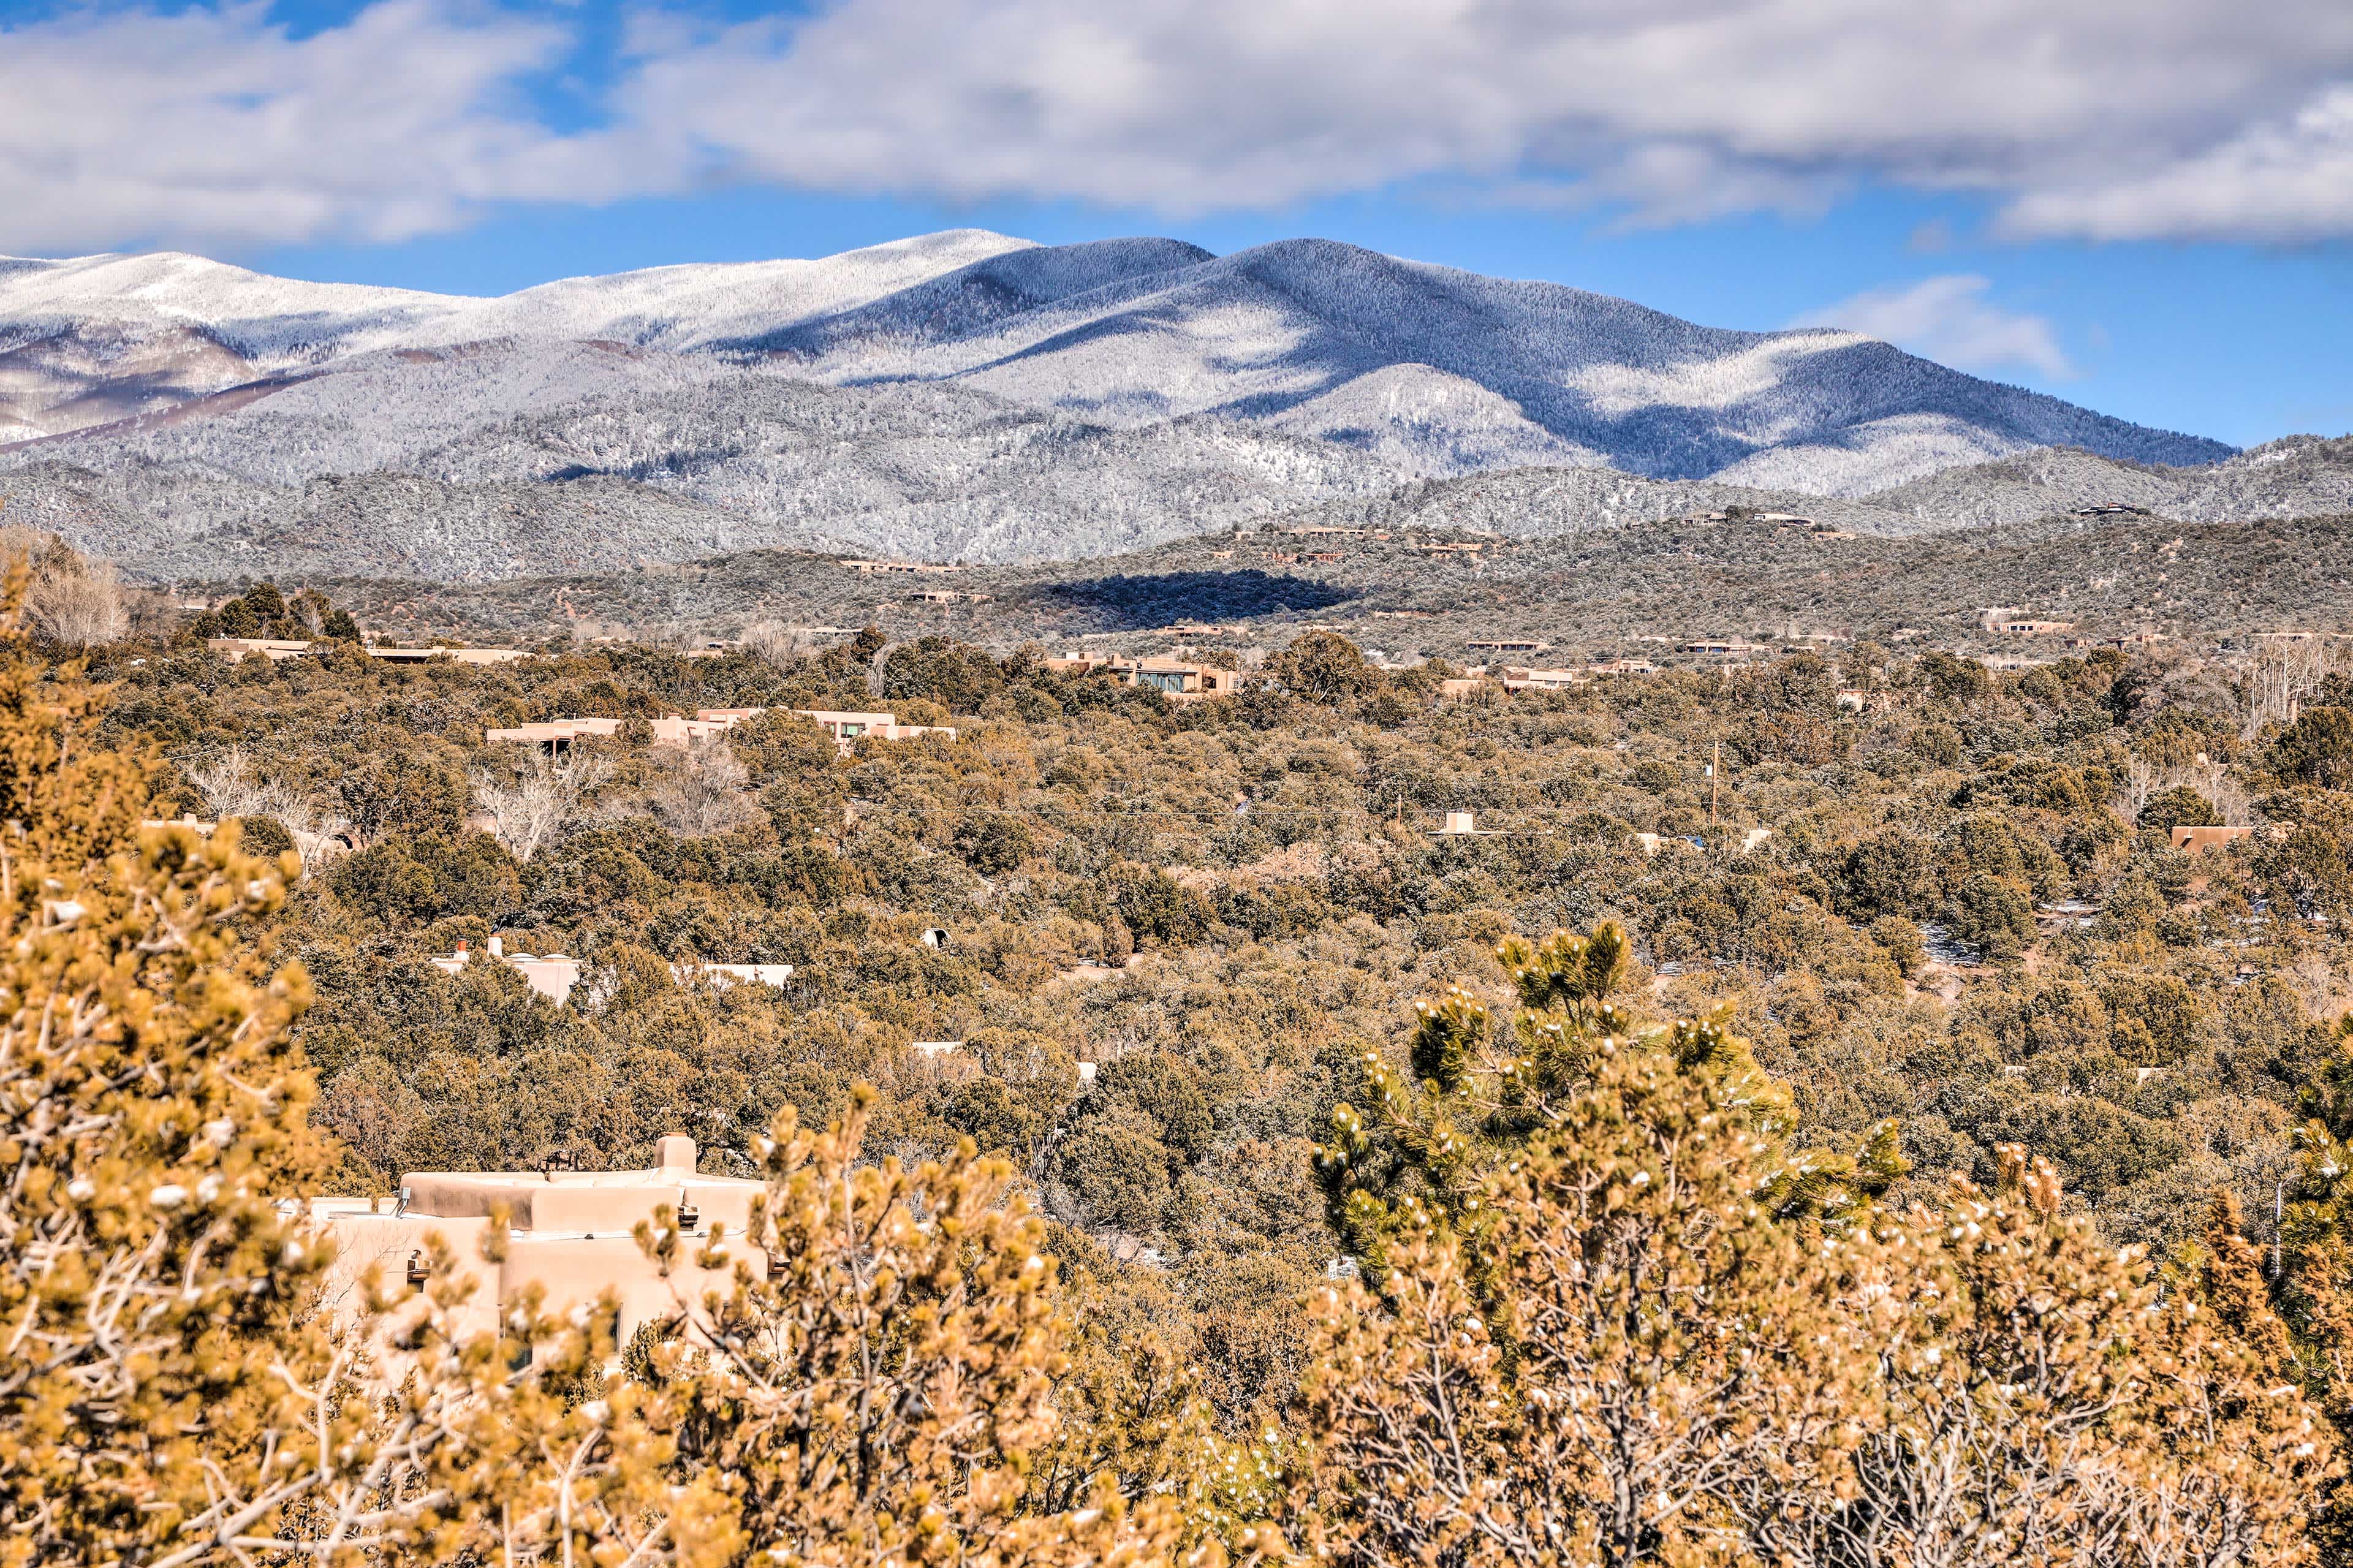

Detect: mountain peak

[0,230,2249,581]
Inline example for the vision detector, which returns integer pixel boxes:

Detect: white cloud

[1792,276,2075,381]
[1999,86,2353,242]
[0,0,652,254]
[616,0,2353,240]
[11,0,2353,251]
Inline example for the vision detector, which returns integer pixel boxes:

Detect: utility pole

[1710,738,1721,824]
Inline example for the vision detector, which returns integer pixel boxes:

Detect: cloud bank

[1794,276,2076,381]
[7,0,2353,252]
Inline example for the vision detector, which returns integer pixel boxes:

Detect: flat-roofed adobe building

[316,1135,762,1348]
[2172,825,2261,856]
[793,710,958,752]
[366,645,532,665]
[1111,657,1244,699]
[484,716,625,752]
[208,637,314,662]
[431,937,583,1004]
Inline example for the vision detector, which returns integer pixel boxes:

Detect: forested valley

[15,544,2353,1565]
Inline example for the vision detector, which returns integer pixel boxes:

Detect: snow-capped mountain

[0,230,2251,579]
[732,237,2231,488]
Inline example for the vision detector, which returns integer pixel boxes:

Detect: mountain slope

[0,231,1037,437]
[1865,437,2353,528]
[0,230,2262,578]
[739,238,2232,489]
[0,341,1394,578]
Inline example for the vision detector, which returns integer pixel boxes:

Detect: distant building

[673,961,794,989]
[1111,657,1245,699]
[141,812,219,835]
[793,710,957,751]
[315,1134,763,1349]
[1467,639,1552,654]
[431,937,583,1005]
[208,637,313,662]
[648,713,743,749]
[1680,639,1771,657]
[365,645,531,665]
[1496,665,1585,691]
[2171,825,2264,856]
[1433,811,1487,836]
[485,716,624,752]
[841,559,958,575]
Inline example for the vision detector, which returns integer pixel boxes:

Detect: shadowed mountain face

[1033,569,1360,629]
[0,230,2253,580]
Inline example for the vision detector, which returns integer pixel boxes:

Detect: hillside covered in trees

[16,550,2353,1562]
[296,504,2353,655]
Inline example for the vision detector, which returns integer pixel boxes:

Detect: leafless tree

[180,745,354,869]
[1,521,128,648]
[470,751,612,862]
[184,746,278,822]
[2240,637,2345,741]
[741,619,824,669]
[23,558,127,647]
[647,741,762,839]
[2113,751,2254,827]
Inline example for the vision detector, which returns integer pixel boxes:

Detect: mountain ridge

[0,230,2277,580]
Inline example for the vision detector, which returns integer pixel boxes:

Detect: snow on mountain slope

[1260,363,1605,475]
[0,229,2264,578]
[0,338,1396,577]
[0,230,1035,432]
[1865,437,2353,528]
[737,237,2233,490]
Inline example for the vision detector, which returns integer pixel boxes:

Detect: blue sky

[6,0,2351,449]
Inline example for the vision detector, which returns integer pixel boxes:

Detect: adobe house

[431,937,583,1005]
[2172,825,2260,855]
[1108,657,1244,699]
[648,713,741,748]
[484,716,624,752]
[207,637,314,662]
[673,961,794,989]
[1496,666,1585,691]
[314,1135,763,1349]
[792,710,958,752]
[365,645,532,665]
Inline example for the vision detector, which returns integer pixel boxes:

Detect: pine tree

[1311,923,1905,1309]
[1303,931,2336,1568]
